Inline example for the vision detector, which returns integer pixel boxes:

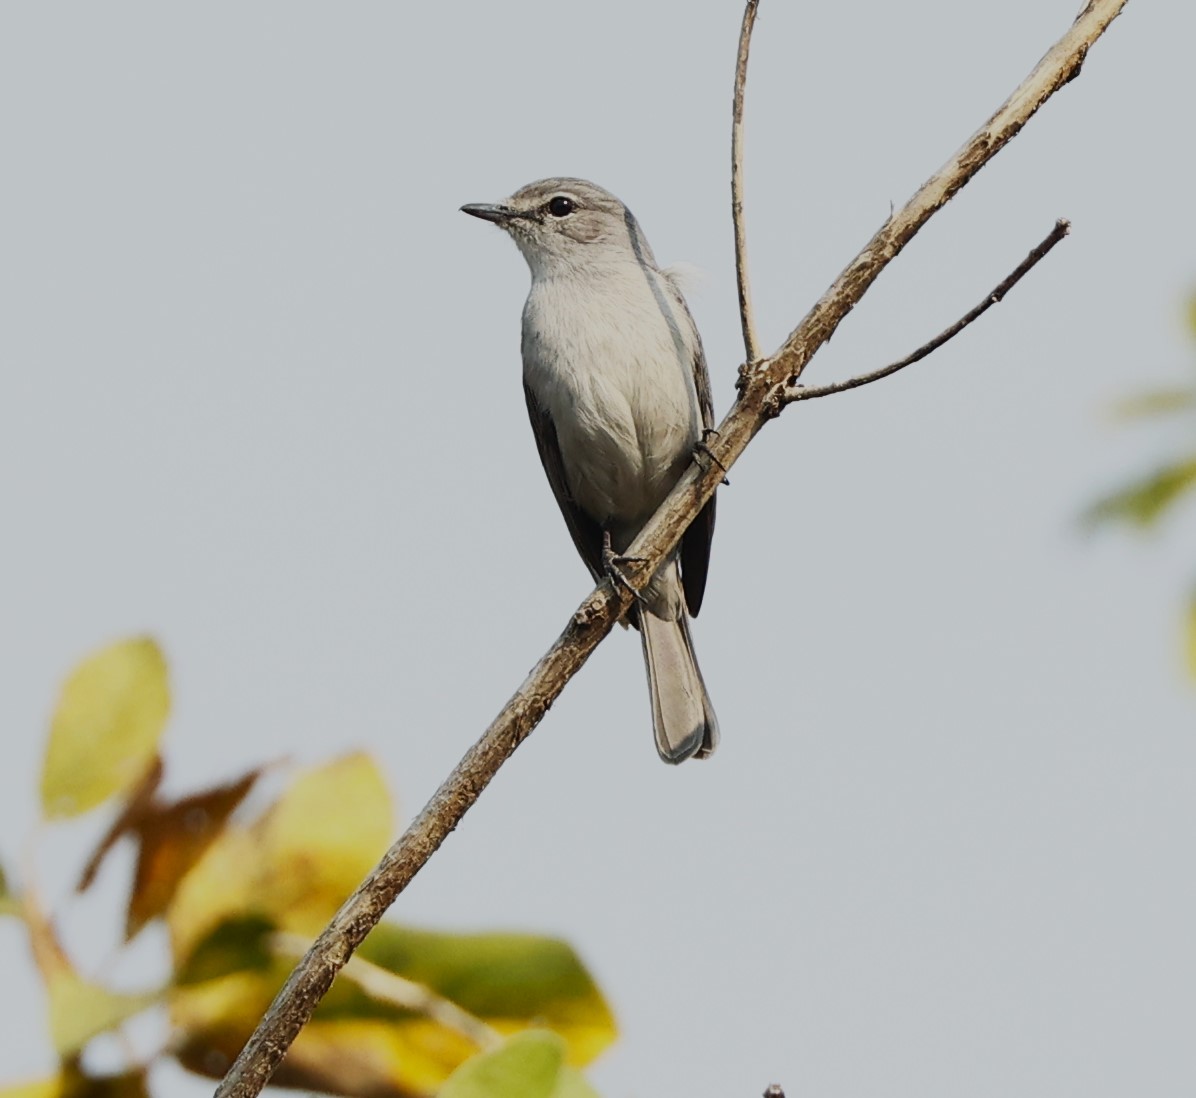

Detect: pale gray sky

[2,2,1194,1096]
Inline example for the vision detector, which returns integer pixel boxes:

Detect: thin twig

[215,5,1129,1096]
[785,218,1071,403]
[732,0,762,365]
[269,932,501,1051]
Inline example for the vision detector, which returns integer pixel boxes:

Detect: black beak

[460,203,517,224]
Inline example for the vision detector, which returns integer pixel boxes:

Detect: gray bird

[462,178,719,763]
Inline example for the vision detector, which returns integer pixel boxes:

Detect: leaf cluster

[1085,293,1196,673]
[2,639,615,1098]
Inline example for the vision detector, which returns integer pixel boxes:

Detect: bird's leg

[693,428,730,485]
[602,530,645,602]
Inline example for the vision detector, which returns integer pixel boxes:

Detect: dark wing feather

[523,382,605,582]
[680,328,717,617]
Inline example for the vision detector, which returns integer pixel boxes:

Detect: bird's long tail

[639,596,719,764]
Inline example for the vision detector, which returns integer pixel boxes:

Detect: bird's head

[461,177,653,277]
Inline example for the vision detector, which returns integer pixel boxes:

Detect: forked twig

[270,932,501,1051]
[785,218,1071,403]
[732,0,762,365]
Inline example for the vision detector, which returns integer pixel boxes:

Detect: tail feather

[640,610,719,764]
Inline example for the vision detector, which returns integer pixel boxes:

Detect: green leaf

[172,921,616,1098]
[40,638,170,818]
[1110,389,1196,419]
[0,860,18,918]
[358,924,617,1063]
[1186,590,1196,680]
[48,974,160,1056]
[175,915,276,986]
[550,1068,602,1098]
[163,756,612,1098]
[1084,457,1196,529]
[1186,292,1196,340]
[440,1031,592,1098]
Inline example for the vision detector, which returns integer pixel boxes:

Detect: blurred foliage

[40,638,169,819]
[1,638,615,1098]
[1086,291,1196,676]
[1085,457,1196,529]
[439,1031,599,1098]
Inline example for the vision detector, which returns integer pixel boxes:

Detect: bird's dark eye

[547,195,575,218]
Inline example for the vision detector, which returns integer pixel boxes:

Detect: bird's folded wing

[523,382,606,583]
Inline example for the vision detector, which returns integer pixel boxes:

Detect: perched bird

[462,178,719,763]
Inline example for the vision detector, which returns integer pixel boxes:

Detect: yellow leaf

[164,756,614,1097]
[166,827,261,966]
[171,967,280,1038]
[48,972,159,1056]
[0,1068,149,1098]
[257,752,392,934]
[41,638,169,818]
[296,1019,477,1096]
[0,1079,62,1098]
[167,753,391,962]
[175,1015,488,1098]
[1186,291,1196,340]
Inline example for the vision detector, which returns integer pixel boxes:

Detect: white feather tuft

[660,262,707,297]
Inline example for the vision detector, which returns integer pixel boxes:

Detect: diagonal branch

[732,0,763,365]
[215,3,1129,1096]
[786,218,1071,404]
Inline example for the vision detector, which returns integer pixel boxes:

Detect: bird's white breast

[522,260,702,540]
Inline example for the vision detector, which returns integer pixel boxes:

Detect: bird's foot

[693,429,730,485]
[602,531,645,602]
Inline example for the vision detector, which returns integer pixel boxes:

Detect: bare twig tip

[785,215,1072,405]
[731,0,762,365]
